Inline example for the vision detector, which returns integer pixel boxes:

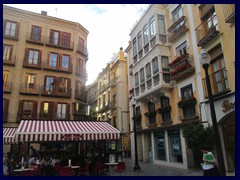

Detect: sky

[5,4,150,85]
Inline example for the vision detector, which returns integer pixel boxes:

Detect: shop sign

[61,134,83,140]
[222,100,235,113]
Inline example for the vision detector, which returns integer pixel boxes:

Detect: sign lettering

[61,134,83,140]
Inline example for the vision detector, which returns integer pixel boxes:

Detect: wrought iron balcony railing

[222,4,235,23]
[26,32,45,45]
[3,55,16,66]
[168,16,188,42]
[46,36,74,50]
[195,15,220,47]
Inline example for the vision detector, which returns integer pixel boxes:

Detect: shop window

[168,130,183,163]
[155,132,166,161]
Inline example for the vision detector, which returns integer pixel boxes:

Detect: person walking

[201,149,219,176]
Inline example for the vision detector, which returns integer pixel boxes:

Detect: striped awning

[3,127,18,144]
[15,120,120,142]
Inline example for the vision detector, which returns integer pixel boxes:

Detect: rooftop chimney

[41,11,47,15]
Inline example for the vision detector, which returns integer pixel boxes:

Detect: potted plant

[144,110,157,117]
[178,96,197,108]
[158,106,172,114]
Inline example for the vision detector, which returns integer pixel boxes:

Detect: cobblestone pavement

[112,157,203,176]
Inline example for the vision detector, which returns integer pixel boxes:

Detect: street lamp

[130,97,141,171]
[199,49,226,176]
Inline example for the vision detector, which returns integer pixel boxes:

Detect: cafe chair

[53,163,61,176]
[116,162,126,176]
[18,170,34,176]
[59,167,72,176]
[95,161,106,176]
[29,165,41,176]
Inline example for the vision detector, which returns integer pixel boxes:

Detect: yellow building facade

[3,5,89,152]
[88,48,130,154]
[126,4,235,172]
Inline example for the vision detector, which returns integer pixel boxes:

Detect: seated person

[28,156,36,167]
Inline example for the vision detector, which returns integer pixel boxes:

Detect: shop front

[11,120,120,166]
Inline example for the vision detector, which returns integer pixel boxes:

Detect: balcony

[202,69,231,98]
[168,16,188,42]
[76,67,87,79]
[43,61,73,74]
[75,90,87,103]
[135,114,142,129]
[23,59,42,70]
[46,36,74,50]
[222,4,235,23]
[177,97,199,121]
[3,55,16,66]
[3,32,18,41]
[19,84,40,95]
[195,15,220,47]
[77,44,88,56]
[3,82,12,93]
[26,32,45,45]
[145,110,157,127]
[97,103,110,113]
[41,86,72,98]
[169,53,195,81]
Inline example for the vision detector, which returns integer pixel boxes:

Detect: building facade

[87,48,130,152]
[194,4,235,173]
[126,4,235,172]
[3,6,89,152]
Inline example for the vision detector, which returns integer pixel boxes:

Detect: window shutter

[38,50,42,67]
[18,100,23,122]
[3,19,6,34]
[15,22,20,38]
[66,103,70,119]
[24,48,29,65]
[31,25,34,40]
[49,30,53,44]
[3,99,9,123]
[33,101,38,118]
[39,27,42,41]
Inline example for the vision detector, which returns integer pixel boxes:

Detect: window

[172,5,183,23]
[61,55,70,69]
[140,68,145,83]
[149,17,156,38]
[58,78,69,93]
[3,70,10,87]
[137,31,143,51]
[134,72,139,86]
[158,15,166,35]
[146,63,151,79]
[50,30,60,45]
[176,41,187,56]
[181,84,195,118]
[161,56,169,70]
[76,80,84,97]
[212,57,228,93]
[61,32,71,47]
[76,58,85,75]
[172,5,184,31]
[45,76,54,93]
[143,24,149,45]
[168,130,182,163]
[160,96,171,122]
[25,73,37,90]
[31,25,42,41]
[4,20,18,37]
[3,44,13,61]
[28,50,39,65]
[152,57,159,74]
[41,102,54,119]
[148,102,156,125]
[133,38,137,56]
[155,132,166,161]
[49,53,58,67]
[20,100,37,118]
[57,103,67,119]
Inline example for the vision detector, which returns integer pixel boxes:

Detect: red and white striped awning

[15,120,120,142]
[3,127,18,144]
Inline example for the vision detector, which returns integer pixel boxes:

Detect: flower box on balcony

[158,106,172,114]
[178,96,197,108]
[144,110,157,117]
[170,63,192,77]
[168,53,189,67]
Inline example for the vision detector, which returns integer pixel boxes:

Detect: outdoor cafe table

[64,166,80,175]
[104,162,118,176]
[13,168,34,175]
